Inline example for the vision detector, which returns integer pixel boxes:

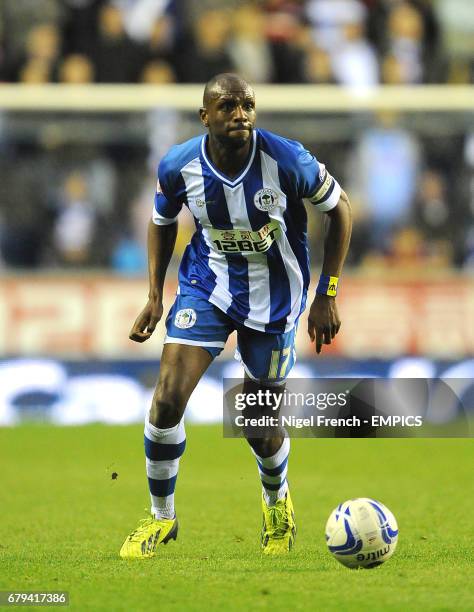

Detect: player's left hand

[307,294,341,354]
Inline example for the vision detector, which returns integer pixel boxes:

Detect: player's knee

[246,435,283,458]
[150,383,186,428]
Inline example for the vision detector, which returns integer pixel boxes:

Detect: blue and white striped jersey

[153,128,341,334]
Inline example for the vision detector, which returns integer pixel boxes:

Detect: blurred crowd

[0,0,473,86]
[0,0,473,274]
[1,110,473,274]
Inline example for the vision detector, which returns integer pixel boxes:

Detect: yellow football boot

[120,513,178,559]
[261,490,296,555]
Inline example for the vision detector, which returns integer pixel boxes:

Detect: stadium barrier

[0,84,473,112]
[0,274,473,359]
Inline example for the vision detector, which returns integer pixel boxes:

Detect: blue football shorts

[164,294,297,385]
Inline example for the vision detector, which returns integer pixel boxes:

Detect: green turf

[0,425,473,611]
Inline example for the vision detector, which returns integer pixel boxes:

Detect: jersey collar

[200,130,257,187]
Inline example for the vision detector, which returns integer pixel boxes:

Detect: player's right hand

[129,297,163,343]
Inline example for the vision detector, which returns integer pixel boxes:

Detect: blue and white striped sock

[253,437,290,506]
[144,415,186,520]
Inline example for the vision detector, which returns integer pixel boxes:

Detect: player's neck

[206,134,252,180]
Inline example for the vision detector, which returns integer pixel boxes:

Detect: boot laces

[267,504,290,539]
[128,513,155,541]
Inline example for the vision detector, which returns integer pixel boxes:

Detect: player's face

[201,88,256,148]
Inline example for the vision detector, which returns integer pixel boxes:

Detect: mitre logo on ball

[254,188,278,211]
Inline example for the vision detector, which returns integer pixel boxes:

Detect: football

[325,498,399,569]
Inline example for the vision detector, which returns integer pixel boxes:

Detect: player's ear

[199,107,209,128]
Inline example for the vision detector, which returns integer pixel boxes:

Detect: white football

[325,498,399,569]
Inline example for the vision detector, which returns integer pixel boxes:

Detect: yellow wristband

[316,274,339,297]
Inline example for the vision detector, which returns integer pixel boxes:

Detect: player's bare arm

[129,219,178,343]
[308,189,352,354]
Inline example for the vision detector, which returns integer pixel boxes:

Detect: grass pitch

[0,425,473,611]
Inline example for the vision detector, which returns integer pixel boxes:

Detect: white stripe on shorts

[164,335,226,348]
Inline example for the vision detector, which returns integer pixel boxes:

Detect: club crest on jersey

[254,188,278,212]
[174,308,197,329]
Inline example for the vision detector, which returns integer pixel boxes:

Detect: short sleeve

[295,145,341,212]
[152,159,183,226]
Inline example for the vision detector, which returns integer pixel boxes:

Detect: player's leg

[144,342,213,523]
[150,343,212,427]
[242,378,288,506]
[236,326,297,554]
[120,343,212,559]
[120,296,231,559]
